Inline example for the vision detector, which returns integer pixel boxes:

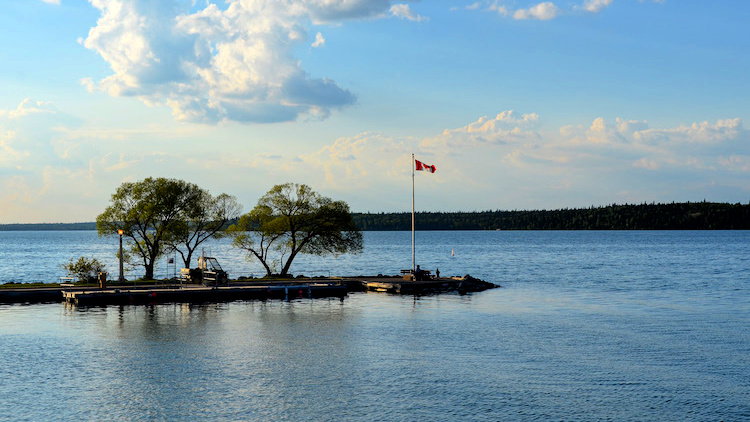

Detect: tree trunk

[280,250,299,277]
[144,262,155,280]
[184,249,193,269]
[252,251,273,277]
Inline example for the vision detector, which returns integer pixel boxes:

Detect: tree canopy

[228,183,362,277]
[97,177,238,279]
[167,192,242,268]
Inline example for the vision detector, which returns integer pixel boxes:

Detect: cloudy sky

[1,0,748,223]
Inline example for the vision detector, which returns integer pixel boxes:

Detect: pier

[1,275,497,306]
[61,282,348,306]
[358,275,497,294]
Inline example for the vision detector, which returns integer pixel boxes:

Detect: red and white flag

[415,159,436,173]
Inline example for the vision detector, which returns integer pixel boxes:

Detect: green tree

[228,183,363,277]
[167,192,242,268]
[227,208,285,276]
[97,177,203,280]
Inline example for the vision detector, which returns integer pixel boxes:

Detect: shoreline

[3,202,750,231]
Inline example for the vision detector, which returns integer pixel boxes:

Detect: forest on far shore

[352,201,750,230]
[1,201,749,231]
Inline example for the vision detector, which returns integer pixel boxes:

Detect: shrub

[63,257,106,283]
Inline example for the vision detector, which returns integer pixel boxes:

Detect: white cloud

[718,155,750,172]
[487,1,510,16]
[581,0,613,13]
[478,0,664,20]
[634,118,743,145]
[633,157,660,170]
[312,32,326,47]
[41,0,60,4]
[390,4,426,21]
[82,0,416,124]
[616,118,649,135]
[421,111,541,150]
[2,95,748,221]
[514,2,559,20]
[0,99,56,120]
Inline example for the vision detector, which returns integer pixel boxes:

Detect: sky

[1,0,749,223]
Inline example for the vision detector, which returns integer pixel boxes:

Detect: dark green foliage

[96,177,237,279]
[228,183,363,277]
[352,202,750,230]
[167,192,242,268]
[63,256,106,283]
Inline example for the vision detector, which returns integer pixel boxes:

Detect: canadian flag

[415,159,436,173]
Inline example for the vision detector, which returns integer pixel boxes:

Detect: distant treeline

[0,222,96,231]
[2,202,749,231]
[351,202,750,230]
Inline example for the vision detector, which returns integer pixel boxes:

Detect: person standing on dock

[436,268,440,279]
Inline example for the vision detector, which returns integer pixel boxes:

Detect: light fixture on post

[118,229,125,282]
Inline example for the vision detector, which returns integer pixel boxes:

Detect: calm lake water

[1,231,749,420]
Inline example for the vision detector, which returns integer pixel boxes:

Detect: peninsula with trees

[0,178,740,303]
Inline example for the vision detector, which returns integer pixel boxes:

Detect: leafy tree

[227,208,285,276]
[63,257,105,283]
[97,177,204,280]
[228,183,363,277]
[167,192,242,268]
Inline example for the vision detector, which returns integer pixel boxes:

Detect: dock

[1,275,496,306]
[357,275,497,295]
[61,282,348,306]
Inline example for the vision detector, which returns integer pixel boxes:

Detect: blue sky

[1,0,749,223]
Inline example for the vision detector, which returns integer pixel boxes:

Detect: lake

[0,230,748,420]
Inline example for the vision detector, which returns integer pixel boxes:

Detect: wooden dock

[2,275,496,306]
[62,282,347,306]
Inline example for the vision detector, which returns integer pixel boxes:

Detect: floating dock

[61,283,347,306]
[1,275,497,306]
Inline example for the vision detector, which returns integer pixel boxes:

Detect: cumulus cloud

[390,4,427,21]
[581,0,613,13]
[557,117,750,177]
[634,118,743,145]
[421,111,541,150]
[487,1,510,16]
[3,95,748,221]
[0,100,82,222]
[481,0,661,20]
[312,31,325,47]
[513,2,559,20]
[82,0,416,124]
[0,99,57,120]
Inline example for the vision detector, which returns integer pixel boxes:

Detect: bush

[63,257,106,283]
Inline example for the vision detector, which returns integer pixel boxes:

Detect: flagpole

[411,153,416,273]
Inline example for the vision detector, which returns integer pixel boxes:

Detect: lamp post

[118,229,125,282]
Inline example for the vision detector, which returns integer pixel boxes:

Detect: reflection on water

[1,288,749,421]
[1,231,749,420]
